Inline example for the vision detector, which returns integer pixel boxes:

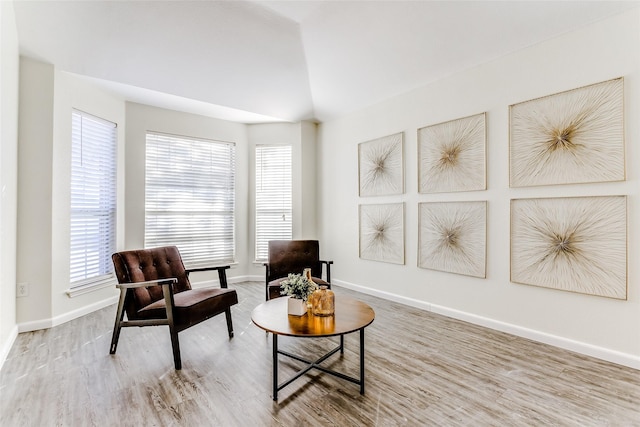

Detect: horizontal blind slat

[70,110,117,285]
[145,132,236,265]
[255,145,292,261]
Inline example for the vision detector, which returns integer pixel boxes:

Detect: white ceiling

[12,0,639,123]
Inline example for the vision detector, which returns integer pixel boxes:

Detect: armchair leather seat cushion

[267,277,330,300]
[138,287,238,330]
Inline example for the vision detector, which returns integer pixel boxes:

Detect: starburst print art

[511,196,627,299]
[359,203,405,264]
[419,201,486,278]
[358,133,404,196]
[418,113,486,193]
[510,78,624,187]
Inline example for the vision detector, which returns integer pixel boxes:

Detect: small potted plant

[280,273,318,316]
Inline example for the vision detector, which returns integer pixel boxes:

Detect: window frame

[69,109,118,292]
[144,132,236,267]
[255,144,293,262]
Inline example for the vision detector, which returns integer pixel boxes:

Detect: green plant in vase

[280,273,318,301]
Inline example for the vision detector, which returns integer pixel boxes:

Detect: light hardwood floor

[2,281,639,426]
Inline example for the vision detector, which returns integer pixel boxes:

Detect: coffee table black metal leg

[360,328,365,394]
[270,329,366,401]
[273,334,278,401]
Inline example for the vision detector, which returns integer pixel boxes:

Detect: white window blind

[70,110,117,287]
[255,144,292,261]
[145,133,236,266]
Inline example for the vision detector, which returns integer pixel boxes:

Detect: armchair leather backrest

[267,240,322,281]
[112,246,191,319]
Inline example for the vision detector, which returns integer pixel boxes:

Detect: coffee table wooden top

[251,296,375,338]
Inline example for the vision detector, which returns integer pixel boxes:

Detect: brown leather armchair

[110,246,238,369]
[264,240,333,300]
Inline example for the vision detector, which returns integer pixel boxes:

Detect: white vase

[287,297,307,316]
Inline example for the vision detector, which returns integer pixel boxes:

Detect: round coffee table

[251,296,375,401]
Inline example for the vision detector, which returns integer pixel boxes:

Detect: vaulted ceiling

[12,1,639,123]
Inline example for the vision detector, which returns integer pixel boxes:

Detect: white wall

[16,58,54,326]
[0,0,20,366]
[50,71,126,321]
[300,121,319,238]
[318,9,640,368]
[16,60,125,329]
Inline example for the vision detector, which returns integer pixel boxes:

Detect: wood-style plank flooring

[2,281,639,426]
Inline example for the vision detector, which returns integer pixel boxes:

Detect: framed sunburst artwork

[358,132,404,197]
[510,196,627,299]
[359,203,405,265]
[509,77,624,187]
[418,201,487,278]
[418,112,486,193]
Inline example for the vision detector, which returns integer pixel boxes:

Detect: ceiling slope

[13,0,639,123]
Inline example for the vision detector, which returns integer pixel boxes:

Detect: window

[255,144,292,261]
[70,110,117,287]
[145,133,236,266]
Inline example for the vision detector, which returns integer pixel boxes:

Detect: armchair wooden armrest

[115,278,177,289]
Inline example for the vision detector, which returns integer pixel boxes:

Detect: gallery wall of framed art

[319,9,639,367]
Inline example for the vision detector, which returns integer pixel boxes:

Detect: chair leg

[110,290,127,354]
[225,308,234,338]
[163,284,181,370]
[168,323,181,370]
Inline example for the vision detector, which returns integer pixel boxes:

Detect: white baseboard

[0,325,19,371]
[333,279,640,370]
[17,295,119,333]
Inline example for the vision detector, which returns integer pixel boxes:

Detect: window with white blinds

[70,110,117,287]
[145,133,236,266]
[255,144,292,261]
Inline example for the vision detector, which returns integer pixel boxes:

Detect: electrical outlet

[17,282,29,297]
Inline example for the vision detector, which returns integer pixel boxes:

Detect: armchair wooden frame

[110,250,234,370]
